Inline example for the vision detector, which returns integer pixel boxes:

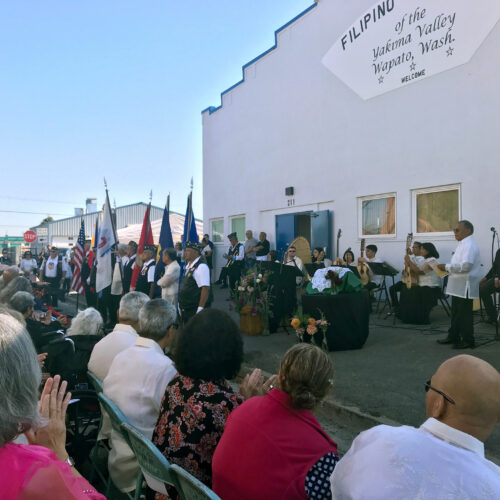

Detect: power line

[1,195,79,205]
[0,209,72,216]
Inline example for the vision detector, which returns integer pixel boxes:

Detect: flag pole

[104,178,123,286]
[186,178,193,243]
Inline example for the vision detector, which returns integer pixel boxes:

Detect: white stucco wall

[202,0,500,277]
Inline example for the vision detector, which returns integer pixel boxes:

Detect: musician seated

[390,241,423,308]
[479,248,500,324]
[284,246,304,287]
[399,242,442,324]
[312,247,332,268]
[358,245,383,291]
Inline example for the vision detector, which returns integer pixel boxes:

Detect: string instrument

[357,239,370,285]
[401,233,418,289]
[333,228,344,266]
[224,243,241,268]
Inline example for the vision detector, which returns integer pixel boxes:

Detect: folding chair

[97,393,142,499]
[87,371,103,393]
[86,372,106,484]
[120,422,180,500]
[438,275,451,317]
[169,464,222,500]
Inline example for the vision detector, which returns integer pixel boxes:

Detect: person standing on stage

[122,240,137,294]
[134,244,156,299]
[39,247,65,307]
[437,220,481,349]
[479,248,500,324]
[178,241,211,324]
[254,232,270,262]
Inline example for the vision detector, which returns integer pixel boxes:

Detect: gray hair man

[0,266,20,293]
[331,355,500,498]
[0,276,33,304]
[88,291,150,381]
[103,299,177,493]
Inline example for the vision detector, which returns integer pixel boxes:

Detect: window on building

[211,219,224,243]
[413,184,460,235]
[359,193,396,236]
[231,216,246,242]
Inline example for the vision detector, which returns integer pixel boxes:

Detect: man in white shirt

[437,220,481,349]
[390,241,423,308]
[88,291,150,381]
[220,232,245,290]
[178,241,211,324]
[330,354,500,499]
[40,247,65,307]
[103,298,177,493]
[134,244,156,298]
[358,244,384,290]
[156,247,180,305]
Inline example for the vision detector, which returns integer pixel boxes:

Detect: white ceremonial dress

[156,259,180,304]
[445,235,481,299]
[330,418,500,499]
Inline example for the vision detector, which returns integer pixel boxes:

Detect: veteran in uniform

[135,244,156,299]
[178,241,212,324]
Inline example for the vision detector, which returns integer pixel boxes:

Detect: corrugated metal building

[30,202,166,249]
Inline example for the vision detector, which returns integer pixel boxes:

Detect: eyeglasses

[425,380,455,405]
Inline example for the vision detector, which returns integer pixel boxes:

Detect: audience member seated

[0,276,33,304]
[0,265,19,293]
[88,291,150,381]
[9,291,65,352]
[153,308,272,496]
[212,343,338,500]
[398,242,442,324]
[104,299,177,494]
[330,355,500,499]
[0,313,104,499]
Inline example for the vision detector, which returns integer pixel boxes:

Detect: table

[302,291,370,351]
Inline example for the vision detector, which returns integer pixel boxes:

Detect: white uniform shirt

[330,418,500,499]
[229,243,245,261]
[103,336,176,492]
[445,235,481,299]
[184,256,210,287]
[365,256,383,286]
[43,256,59,278]
[418,258,442,288]
[19,258,37,274]
[284,256,304,271]
[141,259,156,283]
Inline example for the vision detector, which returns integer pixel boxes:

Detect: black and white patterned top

[305,451,339,499]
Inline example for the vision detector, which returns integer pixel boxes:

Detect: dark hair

[366,244,378,253]
[23,251,32,258]
[459,220,474,234]
[421,242,439,259]
[343,249,355,262]
[280,344,333,410]
[288,246,296,250]
[163,247,177,261]
[128,240,138,250]
[413,241,422,248]
[269,250,278,261]
[313,247,324,254]
[174,309,243,381]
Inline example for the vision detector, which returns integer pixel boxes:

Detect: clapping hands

[239,368,279,399]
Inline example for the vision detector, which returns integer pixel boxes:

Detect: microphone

[491,227,496,232]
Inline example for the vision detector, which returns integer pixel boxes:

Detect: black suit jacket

[123,255,136,293]
[485,249,500,280]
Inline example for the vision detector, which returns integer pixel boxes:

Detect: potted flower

[290,307,329,351]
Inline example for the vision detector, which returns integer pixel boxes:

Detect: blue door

[311,210,331,258]
[275,214,295,260]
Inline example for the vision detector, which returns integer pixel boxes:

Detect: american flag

[71,219,85,294]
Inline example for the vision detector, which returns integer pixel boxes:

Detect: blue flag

[154,196,174,296]
[182,192,198,246]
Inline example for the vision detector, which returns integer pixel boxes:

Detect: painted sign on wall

[322,0,500,100]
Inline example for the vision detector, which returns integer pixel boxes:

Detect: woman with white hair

[66,307,103,337]
[0,314,104,498]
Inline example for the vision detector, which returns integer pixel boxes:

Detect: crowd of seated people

[1,259,500,499]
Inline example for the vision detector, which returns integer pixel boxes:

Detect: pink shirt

[0,442,105,499]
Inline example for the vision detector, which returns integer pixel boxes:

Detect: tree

[40,216,54,225]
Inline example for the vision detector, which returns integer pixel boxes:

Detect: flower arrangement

[231,270,272,316]
[291,307,329,351]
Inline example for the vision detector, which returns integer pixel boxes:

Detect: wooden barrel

[239,305,263,336]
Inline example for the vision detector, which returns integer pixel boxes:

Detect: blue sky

[0,0,312,235]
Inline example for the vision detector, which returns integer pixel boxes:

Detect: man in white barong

[437,220,481,349]
[330,355,500,499]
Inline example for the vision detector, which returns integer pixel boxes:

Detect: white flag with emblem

[96,193,116,292]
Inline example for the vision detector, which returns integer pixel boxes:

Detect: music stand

[366,262,399,316]
[305,263,324,277]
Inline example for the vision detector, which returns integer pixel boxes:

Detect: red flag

[130,204,154,290]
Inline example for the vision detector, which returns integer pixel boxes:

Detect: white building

[202,0,500,279]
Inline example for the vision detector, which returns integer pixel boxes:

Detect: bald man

[331,355,500,499]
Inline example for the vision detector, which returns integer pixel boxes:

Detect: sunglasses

[425,380,455,405]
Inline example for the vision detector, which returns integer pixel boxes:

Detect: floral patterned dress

[152,373,244,496]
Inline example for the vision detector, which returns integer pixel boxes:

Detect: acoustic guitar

[357,239,370,286]
[333,229,344,266]
[401,233,418,289]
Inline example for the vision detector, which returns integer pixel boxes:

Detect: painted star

[446,46,454,56]
[378,75,384,84]
[410,62,416,71]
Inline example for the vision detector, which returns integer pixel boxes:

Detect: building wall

[202,0,500,277]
